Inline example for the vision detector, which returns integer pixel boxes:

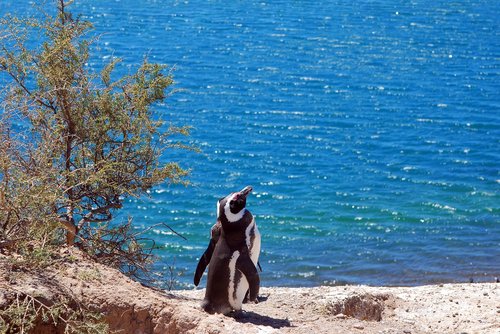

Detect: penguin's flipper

[237,254,260,302]
[257,261,263,272]
[193,223,221,286]
[194,239,215,286]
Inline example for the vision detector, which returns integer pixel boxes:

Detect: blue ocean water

[1,1,498,288]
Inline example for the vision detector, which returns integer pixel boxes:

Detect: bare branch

[132,222,187,241]
[0,60,57,112]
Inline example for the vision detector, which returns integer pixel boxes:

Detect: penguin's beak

[240,186,253,198]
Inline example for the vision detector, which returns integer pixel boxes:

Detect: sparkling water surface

[1,1,498,288]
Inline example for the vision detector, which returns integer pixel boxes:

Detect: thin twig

[131,222,187,241]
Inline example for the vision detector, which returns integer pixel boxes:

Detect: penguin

[194,186,261,314]
[194,186,261,287]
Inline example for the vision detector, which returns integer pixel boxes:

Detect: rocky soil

[0,247,498,333]
[178,284,499,334]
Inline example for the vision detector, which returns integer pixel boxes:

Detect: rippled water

[1,1,499,288]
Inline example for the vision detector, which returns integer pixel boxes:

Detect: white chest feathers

[227,250,241,309]
[227,218,261,311]
[246,217,261,265]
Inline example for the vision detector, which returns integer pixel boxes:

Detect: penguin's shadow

[231,310,291,329]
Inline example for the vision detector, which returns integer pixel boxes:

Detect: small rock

[335,314,347,319]
[353,324,364,330]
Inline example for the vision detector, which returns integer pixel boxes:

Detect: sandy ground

[0,247,498,333]
[174,284,499,334]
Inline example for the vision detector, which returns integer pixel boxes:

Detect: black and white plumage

[194,186,261,314]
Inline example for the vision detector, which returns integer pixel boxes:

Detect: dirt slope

[0,247,498,334]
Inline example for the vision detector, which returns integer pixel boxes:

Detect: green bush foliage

[0,0,192,275]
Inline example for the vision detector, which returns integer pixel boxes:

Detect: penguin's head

[229,185,252,213]
[218,186,252,223]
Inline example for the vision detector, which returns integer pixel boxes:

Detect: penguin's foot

[249,298,259,304]
[243,296,259,304]
[257,294,269,302]
[243,290,260,304]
